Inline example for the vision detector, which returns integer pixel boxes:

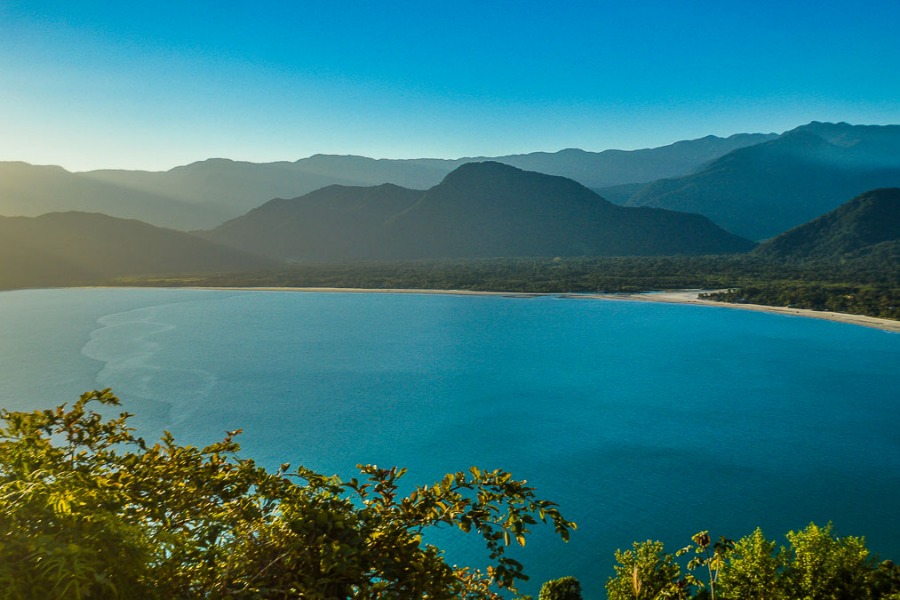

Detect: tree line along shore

[114,253,899,323]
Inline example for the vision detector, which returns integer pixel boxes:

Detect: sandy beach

[579,289,900,333]
[215,286,900,333]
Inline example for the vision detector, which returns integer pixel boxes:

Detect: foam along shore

[211,286,900,334]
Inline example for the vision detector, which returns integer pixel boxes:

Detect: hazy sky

[2,0,899,172]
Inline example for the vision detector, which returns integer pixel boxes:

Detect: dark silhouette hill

[204,162,755,260]
[753,188,900,262]
[207,183,423,261]
[625,123,900,241]
[0,212,273,289]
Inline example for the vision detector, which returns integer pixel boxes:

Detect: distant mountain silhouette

[625,123,900,240]
[82,134,776,217]
[0,162,229,230]
[490,133,776,188]
[753,188,900,262]
[204,162,755,260]
[0,212,272,289]
[44,132,773,228]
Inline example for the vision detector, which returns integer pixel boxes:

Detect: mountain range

[1,132,774,231]
[624,122,900,240]
[1,121,898,290]
[1,170,896,291]
[203,162,755,260]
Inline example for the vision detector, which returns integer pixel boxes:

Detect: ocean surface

[1,287,898,597]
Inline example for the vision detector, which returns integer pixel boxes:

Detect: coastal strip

[210,286,900,333]
[581,289,900,334]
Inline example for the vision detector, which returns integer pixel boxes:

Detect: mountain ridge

[2,130,777,230]
[204,161,755,260]
[753,188,900,262]
[626,123,900,240]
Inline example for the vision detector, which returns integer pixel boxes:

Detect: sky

[2,0,899,172]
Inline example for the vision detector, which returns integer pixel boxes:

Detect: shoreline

[208,286,900,333]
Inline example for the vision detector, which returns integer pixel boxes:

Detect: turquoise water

[1,288,899,597]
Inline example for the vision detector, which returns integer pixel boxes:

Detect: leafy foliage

[538,575,583,600]
[784,522,874,599]
[0,390,575,599]
[605,540,687,600]
[716,528,784,600]
[676,531,735,600]
[604,526,897,600]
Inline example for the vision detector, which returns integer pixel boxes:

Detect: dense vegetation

[0,391,574,599]
[600,527,900,600]
[4,393,899,599]
[118,251,899,320]
[700,283,899,320]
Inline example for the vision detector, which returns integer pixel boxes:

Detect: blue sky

[2,0,899,171]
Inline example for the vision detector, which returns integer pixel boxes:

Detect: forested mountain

[0,212,272,289]
[205,183,424,261]
[5,123,895,245]
[753,188,900,262]
[2,132,774,231]
[204,162,755,260]
[83,133,774,219]
[625,122,900,241]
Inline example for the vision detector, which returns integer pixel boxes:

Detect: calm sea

[1,287,898,597]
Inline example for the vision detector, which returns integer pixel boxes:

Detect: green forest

[121,252,900,321]
[3,391,898,599]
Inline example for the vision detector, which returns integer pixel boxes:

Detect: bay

[1,287,898,598]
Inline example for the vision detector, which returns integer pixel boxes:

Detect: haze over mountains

[625,122,900,240]
[0,162,228,230]
[1,121,898,290]
[1,131,775,231]
[0,212,271,289]
[204,162,754,261]
[0,172,897,291]
[753,188,900,263]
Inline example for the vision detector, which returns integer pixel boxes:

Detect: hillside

[753,188,900,262]
[89,133,773,207]
[626,122,900,240]
[204,162,755,260]
[0,162,228,230]
[207,183,424,261]
[0,212,272,289]
[54,132,774,227]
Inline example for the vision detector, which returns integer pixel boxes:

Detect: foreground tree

[785,522,875,599]
[716,528,784,600]
[676,531,734,600]
[0,390,575,599]
[604,525,896,600]
[538,575,583,600]
[605,540,688,600]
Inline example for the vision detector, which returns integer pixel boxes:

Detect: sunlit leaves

[0,389,574,599]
